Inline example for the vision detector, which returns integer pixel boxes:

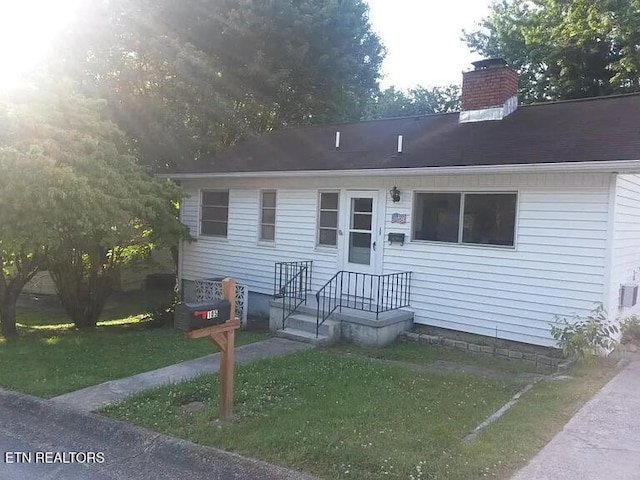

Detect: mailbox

[174,300,232,331]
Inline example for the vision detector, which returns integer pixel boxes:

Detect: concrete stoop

[270,299,414,347]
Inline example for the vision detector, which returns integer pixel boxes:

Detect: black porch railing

[315,271,412,337]
[274,261,313,329]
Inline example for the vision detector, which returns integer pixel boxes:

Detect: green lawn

[102,344,618,479]
[331,341,547,376]
[0,293,269,397]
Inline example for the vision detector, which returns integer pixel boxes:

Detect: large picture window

[413,192,516,247]
[201,190,229,237]
[260,190,276,241]
[318,192,339,246]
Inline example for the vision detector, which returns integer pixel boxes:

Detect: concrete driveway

[512,353,640,480]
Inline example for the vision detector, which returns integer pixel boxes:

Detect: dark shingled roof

[177,93,640,174]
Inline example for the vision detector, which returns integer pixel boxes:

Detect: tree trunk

[0,251,42,338]
[0,295,18,338]
[48,246,114,330]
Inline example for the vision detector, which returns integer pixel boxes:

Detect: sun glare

[0,0,81,92]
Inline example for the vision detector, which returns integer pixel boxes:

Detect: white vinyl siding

[382,174,610,347]
[179,172,611,346]
[181,186,340,294]
[609,174,640,319]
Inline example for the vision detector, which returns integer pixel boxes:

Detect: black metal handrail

[274,261,313,297]
[315,270,412,337]
[274,261,313,329]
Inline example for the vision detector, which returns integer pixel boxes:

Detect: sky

[367,0,493,90]
[0,0,81,91]
[0,0,492,92]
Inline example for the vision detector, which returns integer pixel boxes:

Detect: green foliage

[53,0,385,171]
[1,79,189,330]
[464,0,640,103]
[365,85,461,120]
[550,304,619,360]
[145,289,180,328]
[620,314,640,345]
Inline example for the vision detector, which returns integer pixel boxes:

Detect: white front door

[340,191,380,274]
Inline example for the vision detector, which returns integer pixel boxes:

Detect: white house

[166,59,640,347]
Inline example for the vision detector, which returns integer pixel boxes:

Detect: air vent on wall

[620,284,638,308]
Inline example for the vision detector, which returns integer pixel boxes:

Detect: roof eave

[159,160,640,180]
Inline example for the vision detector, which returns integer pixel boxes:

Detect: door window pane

[353,198,373,213]
[349,232,371,265]
[352,213,372,231]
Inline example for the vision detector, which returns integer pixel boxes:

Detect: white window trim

[316,190,340,248]
[258,190,277,244]
[411,190,519,249]
[199,189,229,239]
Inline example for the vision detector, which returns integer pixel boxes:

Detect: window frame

[411,190,518,249]
[316,190,340,248]
[259,190,277,243]
[200,189,229,238]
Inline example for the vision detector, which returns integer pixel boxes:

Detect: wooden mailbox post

[184,277,240,421]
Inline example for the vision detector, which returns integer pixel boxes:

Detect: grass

[331,342,546,376]
[0,292,269,397]
[102,340,620,480]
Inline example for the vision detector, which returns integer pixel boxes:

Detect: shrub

[620,315,640,345]
[550,304,619,360]
[146,290,180,328]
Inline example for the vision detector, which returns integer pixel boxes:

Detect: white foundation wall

[179,172,611,346]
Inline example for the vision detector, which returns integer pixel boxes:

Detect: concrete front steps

[270,299,414,347]
[273,304,339,346]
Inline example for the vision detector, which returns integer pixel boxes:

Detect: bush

[620,315,640,345]
[146,290,180,328]
[550,304,618,360]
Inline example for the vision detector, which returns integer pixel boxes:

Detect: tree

[365,85,461,119]
[0,147,56,337]
[464,0,640,103]
[52,0,385,171]
[1,80,188,331]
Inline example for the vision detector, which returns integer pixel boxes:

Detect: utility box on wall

[620,284,639,308]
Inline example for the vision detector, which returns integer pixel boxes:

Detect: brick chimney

[459,58,518,123]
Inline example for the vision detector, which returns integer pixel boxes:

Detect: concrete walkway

[52,337,312,412]
[512,354,640,480]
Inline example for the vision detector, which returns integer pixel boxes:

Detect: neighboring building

[23,248,175,296]
[167,59,640,347]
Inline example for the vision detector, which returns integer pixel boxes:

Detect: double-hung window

[201,190,229,237]
[413,192,517,247]
[317,192,339,246]
[260,190,276,241]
